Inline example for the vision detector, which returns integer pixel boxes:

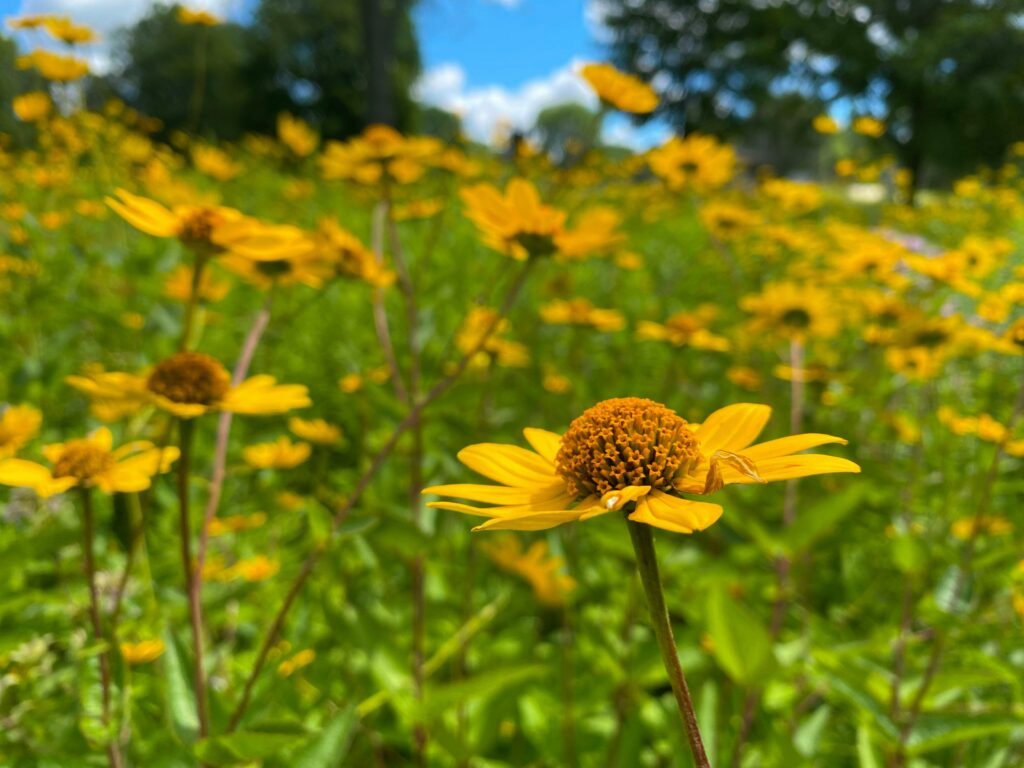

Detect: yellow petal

[105,190,179,237]
[457,443,559,487]
[222,376,311,415]
[695,403,771,453]
[742,433,848,461]
[522,428,561,464]
[472,509,583,532]
[628,490,723,534]
[422,482,567,506]
[0,459,77,498]
[720,454,861,484]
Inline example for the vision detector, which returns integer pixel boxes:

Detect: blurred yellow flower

[460,178,566,260]
[813,115,839,134]
[277,113,318,157]
[481,537,576,607]
[177,7,222,25]
[456,307,529,369]
[0,404,42,458]
[119,639,165,665]
[13,92,51,123]
[852,116,885,138]
[647,134,736,192]
[277,649,316,677]
[16,50,89,81]
[209,512,267,536]
[244,436,312,469]
[164,265,231,303]
[580,62,658,114]
[539,298,625,332]
[288,417,341,446]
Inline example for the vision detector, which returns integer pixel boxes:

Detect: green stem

[179,254,208,352]
[81,488,125,768]
[626,519,711,768]
[177,419,209,740]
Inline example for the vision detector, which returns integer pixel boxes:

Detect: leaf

[413,665,546,722]
[706,587,775,685]
[698,681,718,768]
[794,704,830,756]
[162,627,199,745]
[856,720,883,768]
[195,729,307,765]
[780,485,867,555]
[906,712,1024,755]
[291,706,359,768]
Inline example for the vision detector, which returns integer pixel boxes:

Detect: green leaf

[794,705,830,756]
[414,665,546,722]
[856,720,883,768]
[162,627,199,745]
[291,706,359,768]
[195,729,308,764]
[906,712,1024,755]
[780,485,867,555]
[706,587,774,685]
[697,681,718,768]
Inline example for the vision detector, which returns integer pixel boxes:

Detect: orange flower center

[555,397,701,497]
[179,208,222,247]
[146,352,230,405]
[52,440,114,480]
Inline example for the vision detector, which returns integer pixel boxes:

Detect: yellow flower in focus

[852,116,885,138]
[120,639,165,665]
[69,352,310,420]
[177,7,222,25]
[0,427,178,499]
[288,417,341,446]
[460,178,566,260]
[0,405,42,458]
[481,537,576,607]
[13,92,51,123]
[164,265,231,303]
[580,62,658,114]
[647,134,736,193]
[278,649,316,677]
[243,436,312,470]
[277,113,318,157]
[539,298,625,332]
[425,397,859,533]
[16,50,89,81]
[813,115,839,134]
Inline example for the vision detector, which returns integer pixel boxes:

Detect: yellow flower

[539,298,625,332]
[277,113,318,157]
[554,206,625,261]
[481,537,576,607]
[192,145,242,181]
[319,124,439,186]
[218,223,331,290]
[835,158,857,177]
[277,649,316,677]
[393,199,444,222]
[647,134,736,192]
[105,189,245,252]
[580,62,657,114]
[177,7,222,25]
[700,201,761,240]
[339,373,363,394]
[41,17,98,45]
[852,116,885,138]
[16,50,89,81]
[727,367,763,392]
[951,516,1013,540]
[120,639,165,665]
[209,512,267,536]
[315,218,394,287]
[64,368,153,422]
[69,352,310,420]
[813,115,839,134]
[425,397,859,533]
[164,265,231,303]
[13,92,51,123]
[760,178,823,214]
[741,282,841,341]
[543,372,571,394]
[244,436,312,470]
[0,427,178,499]
[288,417,341,446]
[228,556,280,582]
[0,405,42,458]
[637,305,730,351]
[456,307,529,369]
[460,178,567,260]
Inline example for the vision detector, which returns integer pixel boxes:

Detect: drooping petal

[522,428,562,464]
[628,490,723,534]
[423,482,568,506]
[457,443,559,487]
[742,433,848,461]
[105,190,180,237]
[149,394,209,419]
[695,403,771,454]
[720,454,860,485]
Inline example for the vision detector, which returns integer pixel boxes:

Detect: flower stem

[176,418,209,740]
[81,488,125,768]
[180,253,208,352]
[626,519,710,768]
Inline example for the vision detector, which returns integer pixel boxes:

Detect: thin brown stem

[81,489,124,768]
[371,200,410,403]
[626,520,710,768]
[225,259,535,732]
[176,419,209,740]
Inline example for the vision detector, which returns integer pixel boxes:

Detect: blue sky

[2,0,671,148]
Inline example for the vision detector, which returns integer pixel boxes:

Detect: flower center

[514,232,557,258]
[146,352,230,405]
[179,208,221,247]
[781,307,811,329]
[52,440,115,481]
[555,397,701,497]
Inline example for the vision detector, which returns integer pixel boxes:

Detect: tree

[533,103,601,164]
[600,0,1024,188]
[0,34,46,146]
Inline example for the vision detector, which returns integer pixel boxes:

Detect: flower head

[243,436,312,470]
[13,92,51,123]
[0,405,42,458]
[425,398,859,533]
[0,428,178,498]
[580,62,658,114]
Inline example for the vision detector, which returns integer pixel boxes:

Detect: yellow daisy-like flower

[68,352,310,420]
[13,92,51,123]
[0,405,42,459]
[460,178,567,260]
[580,62,658,114]
[177,7,222,25]
[0,427,178,499]
[813,115,839,135]
[243,436,312,469]
[425,397,859,533]
[852,116,885,138]
[741,282,841,341]
[105,189,244,252]
[288,417,341,446]
[277,113,318,157]
[41,17,98,45]
[637,308,731,352]
[319,124,440,186]
[456,307,530,369]
[539,298,625,332]
[481,537,576,607]
[164,265,231,303]
[16,50,89,81]
[647,134,737,193]
[120,639,165,665]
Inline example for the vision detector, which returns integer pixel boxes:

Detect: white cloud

[484,0,524,7]
[413,59,672,151]
[11,0,240,73]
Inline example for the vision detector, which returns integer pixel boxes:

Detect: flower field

[2,10,1024,768]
